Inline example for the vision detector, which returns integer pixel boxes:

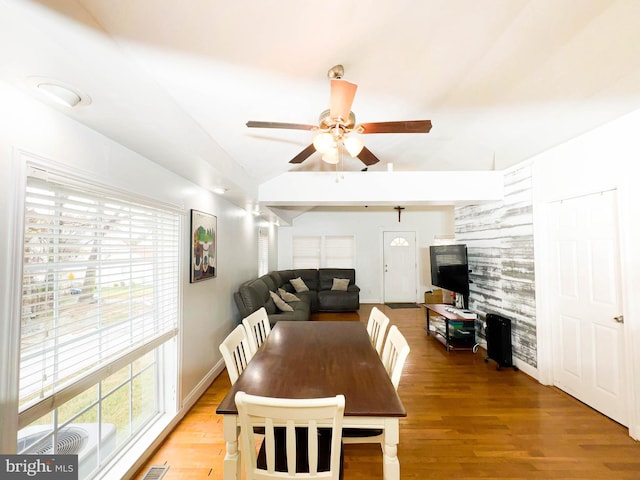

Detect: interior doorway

[383,231,417,303]
[548,189,627,426]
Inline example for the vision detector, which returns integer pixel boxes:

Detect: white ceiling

[2,0,640,218]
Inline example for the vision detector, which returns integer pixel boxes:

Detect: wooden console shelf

[420,303,477,352]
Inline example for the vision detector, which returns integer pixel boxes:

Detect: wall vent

[141,465,169,480]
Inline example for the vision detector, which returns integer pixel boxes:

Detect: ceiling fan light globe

[313,132,334,153]
[322,147,339,164]
[344,136,365,157]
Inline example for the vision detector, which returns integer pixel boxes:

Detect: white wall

[531,108,640,440]
[0,81,261,451]
[277,206,455,303]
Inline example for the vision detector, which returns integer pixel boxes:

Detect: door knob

[613,315,624,323]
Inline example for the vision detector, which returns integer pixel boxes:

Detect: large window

[18,169,180,479]
[292,235,355,269]
[325,236,355,267]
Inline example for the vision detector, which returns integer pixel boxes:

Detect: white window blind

[325,236,355,267]
[258,228,269,276]
[292,235,355,268]
[292,236,321,269]
[20,174,180,423]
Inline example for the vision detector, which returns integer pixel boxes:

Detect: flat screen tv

[429,244,470,303]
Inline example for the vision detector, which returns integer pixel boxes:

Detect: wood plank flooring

[134,305,640,479]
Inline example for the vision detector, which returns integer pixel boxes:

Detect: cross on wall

[394,206,405,222]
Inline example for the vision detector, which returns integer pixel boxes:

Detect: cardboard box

[424,289,443,304]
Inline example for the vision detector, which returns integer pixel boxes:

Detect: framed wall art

[190,209,217,282]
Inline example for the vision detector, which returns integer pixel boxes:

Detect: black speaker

[484,314,518,371]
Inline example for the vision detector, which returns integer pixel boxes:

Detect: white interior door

[549,190,627,425]
[383,231,416,303]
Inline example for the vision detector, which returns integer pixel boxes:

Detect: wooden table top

[216,321,406,418]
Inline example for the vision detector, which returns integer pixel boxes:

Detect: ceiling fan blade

[357,146,381,166]
[359,120,432,134]
[247,121,316,131]
[329,79,358,122]
[289,144,316,164]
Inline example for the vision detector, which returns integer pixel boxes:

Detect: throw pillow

[290,277,309,293]
[331,278,350,291]
[269,290,294,312]
[278,288,301,302]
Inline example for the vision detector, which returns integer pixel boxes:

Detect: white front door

[383,231,417,303]
[549,190,627,425]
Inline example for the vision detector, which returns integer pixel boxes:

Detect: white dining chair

[219,324,254,384]
[366,306,390,356]
[235,391,345,480]
[380,325,411,389]
[343,324,410,446]
[242,307,271,354]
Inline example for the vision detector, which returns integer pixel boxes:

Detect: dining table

[216,320,407,480]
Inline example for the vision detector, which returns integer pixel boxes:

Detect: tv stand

[420,303,478,352]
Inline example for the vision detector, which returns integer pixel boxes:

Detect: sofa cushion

[317,289,360,312]
[260,274,277,292]
[266,299,310,325]
[238,279,268,314]
[296,290,318,312]
[319,268,355,291]
[269,271,283,288]
[238,278,278,315]
[331,278,350,291]
[233,291,250,318]
[293,269,319,291]
[264,297,277,314]
[278,288,301,302]
[290,277,309,292]
[275,270,295,288]
[269,290,294,312]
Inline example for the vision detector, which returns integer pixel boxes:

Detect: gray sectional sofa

[234,268,360,325]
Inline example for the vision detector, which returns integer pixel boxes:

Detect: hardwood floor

[134,305,640,479]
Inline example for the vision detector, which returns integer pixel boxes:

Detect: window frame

[14,161,181,478]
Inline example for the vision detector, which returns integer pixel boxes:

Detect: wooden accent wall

[455,164,537,367]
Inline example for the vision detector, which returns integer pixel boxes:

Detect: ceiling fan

[246,65,432,167]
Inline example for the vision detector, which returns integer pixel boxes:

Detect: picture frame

[190,209,217,282]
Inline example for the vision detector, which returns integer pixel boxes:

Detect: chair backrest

[242,307,271,354]
[219,324,254,384]
[235,391,345,480]
[380,325,411,390]
[366,306,390,356]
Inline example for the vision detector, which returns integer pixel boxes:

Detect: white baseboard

[469,341,538,380]
[181,359,226,410]
[514,357,538,380]
[359,298,382,304]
